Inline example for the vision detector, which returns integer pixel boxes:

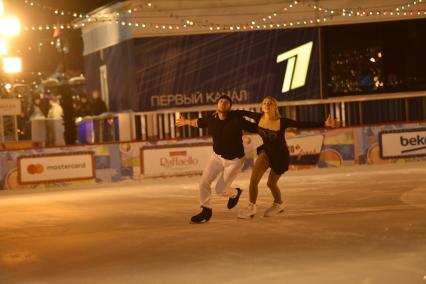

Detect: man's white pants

[199,153,244,208]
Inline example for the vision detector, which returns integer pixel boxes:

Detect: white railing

[127,91,426,141]
[71,91,426,144]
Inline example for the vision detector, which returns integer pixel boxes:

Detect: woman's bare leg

[249,151,270,204]
[267,169,282,204]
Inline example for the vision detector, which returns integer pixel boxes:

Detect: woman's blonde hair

[262,96,281,119]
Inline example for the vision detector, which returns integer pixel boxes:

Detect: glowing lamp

[3,57,22,73]
[0,17,20,37]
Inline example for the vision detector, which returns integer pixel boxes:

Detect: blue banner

[133,28,320,111]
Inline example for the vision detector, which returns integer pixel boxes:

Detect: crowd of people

[27,89,108,121]
[6,86,108,143]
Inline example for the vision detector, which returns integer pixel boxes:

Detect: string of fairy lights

[72,0,426,30]
[23,24,73,32]
[23,0,84,18]
[15,38,64,54]
[311,0,424,17]
[20,0,426,33]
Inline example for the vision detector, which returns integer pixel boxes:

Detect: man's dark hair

[216,95,232,106]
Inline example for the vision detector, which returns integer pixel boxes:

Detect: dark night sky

[4,0,118,78]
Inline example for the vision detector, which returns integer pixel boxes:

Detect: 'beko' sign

[17,152,95,184]
[379,128,426,159]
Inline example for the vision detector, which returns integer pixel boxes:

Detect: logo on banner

[277,41,313,93]
[399,135,426,153]
[380,128,426,159]
[160,150,199,168]
[27,164,44,174]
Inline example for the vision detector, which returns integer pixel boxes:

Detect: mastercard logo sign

[27,164,44,174]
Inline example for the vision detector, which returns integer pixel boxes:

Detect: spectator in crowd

[47,96,63,119]
[91,90,107,115]
[29,96,45,120]
[45,96,65,146]
[75,95,92,117]
[22,95,45,140]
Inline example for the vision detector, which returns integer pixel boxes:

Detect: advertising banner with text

[133,28,319,111]
[140,144,214,177]
[17,152,95,184]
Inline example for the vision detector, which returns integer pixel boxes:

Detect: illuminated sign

[277,41,313,93]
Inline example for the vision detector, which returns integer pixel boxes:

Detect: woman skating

[238,96,338,218]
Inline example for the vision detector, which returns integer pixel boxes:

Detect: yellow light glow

[0,1,4,16]
[0,38,7,55]
[3,57,22,73]
[0,17,20,37]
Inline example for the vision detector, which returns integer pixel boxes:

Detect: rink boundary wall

[1,122,426,190]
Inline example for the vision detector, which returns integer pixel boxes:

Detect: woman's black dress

[238,111,323,174]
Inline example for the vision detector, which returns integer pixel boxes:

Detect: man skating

[176,95,256,223]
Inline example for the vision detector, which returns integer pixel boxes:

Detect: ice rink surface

[1,162,426,284]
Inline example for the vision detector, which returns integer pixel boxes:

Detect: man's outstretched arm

[176,116,199,127]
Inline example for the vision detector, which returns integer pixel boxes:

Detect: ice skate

[264,203,284,217]
[227,188,242,209]
[190,206,212,223]
[238,203,256,219]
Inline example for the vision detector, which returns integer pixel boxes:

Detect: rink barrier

[74,91,426,144]
[1,121,426,190]
[129,91,426,141]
